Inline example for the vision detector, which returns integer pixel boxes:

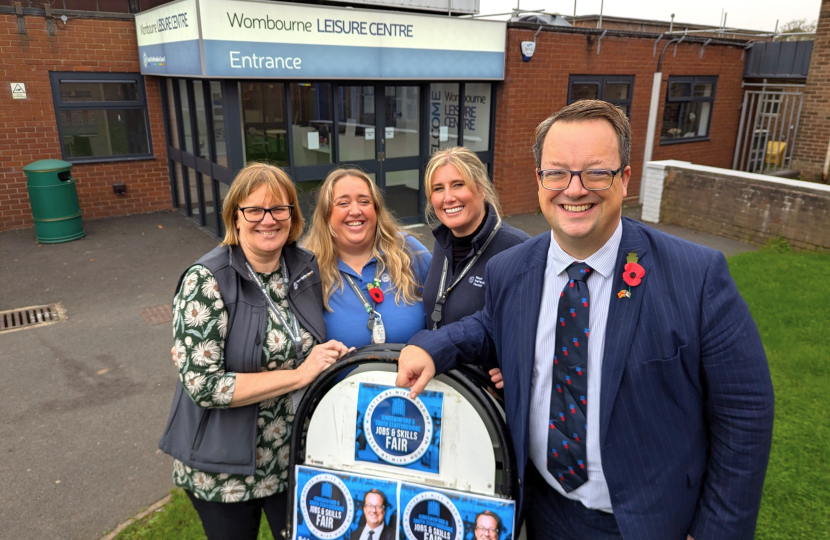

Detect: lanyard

[342,263,382,328]
[246,257,305,364]
[430,219,501,329]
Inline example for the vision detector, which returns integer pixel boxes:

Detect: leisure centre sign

[135,0,506,79]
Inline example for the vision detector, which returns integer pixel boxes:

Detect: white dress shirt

[528,221,623,513]
[359,522,384,540]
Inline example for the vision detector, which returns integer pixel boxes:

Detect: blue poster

[295,466,399,540]
[399,483,516,540]
[355,383,443,474]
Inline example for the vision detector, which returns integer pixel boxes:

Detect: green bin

[23,159,86,243]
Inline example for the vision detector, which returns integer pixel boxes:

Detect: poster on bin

[399,483,516,540]
[355,383,443,474]
[295,465,399,540]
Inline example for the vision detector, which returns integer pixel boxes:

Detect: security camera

[520,41,536,62]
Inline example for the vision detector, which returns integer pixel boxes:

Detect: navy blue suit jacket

[409,217,774,540]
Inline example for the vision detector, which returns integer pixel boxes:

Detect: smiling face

[330,175,378,257]
[430,163,487,237]
[235,183,291,270]
[537,119,630,260]
[475,514,499,540]
[363,492,386,529]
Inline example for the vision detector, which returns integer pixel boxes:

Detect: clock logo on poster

[364,388,433,465]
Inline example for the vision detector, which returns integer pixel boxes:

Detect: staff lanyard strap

[246,258,305,364]
[342,263,382,324]
[431,219,502,329]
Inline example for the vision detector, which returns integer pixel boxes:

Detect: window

[568,76,634,116]
[660,76,717,143]
[50,72,152,163]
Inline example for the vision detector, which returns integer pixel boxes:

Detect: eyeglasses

[537,166,624,192]
[238,205,293,222]
[363,504,385,510]
[475,526,499,534]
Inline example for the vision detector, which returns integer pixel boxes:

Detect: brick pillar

[791,0,830,182]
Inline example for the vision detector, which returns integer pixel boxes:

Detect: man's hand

[395,345,436,399]
[488,368,504,389]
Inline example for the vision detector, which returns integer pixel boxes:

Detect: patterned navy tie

[547,261,592,492]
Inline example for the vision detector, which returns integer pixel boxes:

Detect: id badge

[371,312,386,344]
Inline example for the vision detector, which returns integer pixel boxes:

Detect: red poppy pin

[367,280,384,303]
[618,252,645,299]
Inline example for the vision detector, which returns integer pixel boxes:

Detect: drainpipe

[823,137,830,182]
[640,38,683,204]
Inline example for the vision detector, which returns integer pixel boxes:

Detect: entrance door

[336,85,422,223]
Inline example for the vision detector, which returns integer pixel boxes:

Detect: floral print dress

[171,264,316,503]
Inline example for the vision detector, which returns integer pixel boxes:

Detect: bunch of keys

[367,311,386,344]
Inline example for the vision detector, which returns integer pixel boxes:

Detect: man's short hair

[475,510,502,531]
[364,488,387,508]
[532,99,631,170]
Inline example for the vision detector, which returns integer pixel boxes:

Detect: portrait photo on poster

[294,466,399,540]
[355,383,444,474]
[399,482,516,540]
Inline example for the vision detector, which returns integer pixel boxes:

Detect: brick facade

[493,26,746,215]
[0,14,170,233]
[791,0,830,182]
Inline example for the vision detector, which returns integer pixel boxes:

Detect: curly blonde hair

[423,146,501,226]
[304,167,425,311]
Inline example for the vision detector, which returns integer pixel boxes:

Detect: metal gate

[733,83,805,174]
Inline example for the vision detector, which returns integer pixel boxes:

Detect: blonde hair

[423,147,501,225]
[304,167,425,310]
[221,163,304,246]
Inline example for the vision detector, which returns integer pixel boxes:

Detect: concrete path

[0,208,754,539]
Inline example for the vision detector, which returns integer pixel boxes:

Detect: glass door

[337,84,422,223]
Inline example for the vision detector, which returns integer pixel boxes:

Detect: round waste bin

[23,159,86,243]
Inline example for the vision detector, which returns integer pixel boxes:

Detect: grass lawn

[116,249,830,540]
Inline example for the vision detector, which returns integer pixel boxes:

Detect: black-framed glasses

[363,504,385,510]
[475,526,499,534]
[537,166,624,191]
[238,205,293,222]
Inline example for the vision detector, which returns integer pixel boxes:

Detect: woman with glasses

[304,167,431,348]
[160,163,351,540]
[421,148,529,384]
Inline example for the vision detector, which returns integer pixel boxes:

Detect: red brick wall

[493,27,746,215]
[791,0,830,182]
[0,14,170,232]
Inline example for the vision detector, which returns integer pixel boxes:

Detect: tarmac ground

[0,208,754,539]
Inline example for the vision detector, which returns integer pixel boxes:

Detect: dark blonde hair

[532,100,631,169]
[423,147,501,225]
[221,163,304,246]
[304,167,424,310]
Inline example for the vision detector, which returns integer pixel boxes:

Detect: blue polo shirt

[325,234,431,348]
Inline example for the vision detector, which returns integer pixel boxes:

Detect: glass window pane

[694,83,713,97]
[175,164,186,212]
[616,104,630,117]
[179,80,193,153]
[296,179,323,230]
[291,83,333,167]
[210,82,227,168]
[697,102,711,136]
[385,86,420,159]
[571,83,599,101]
[188,167,200,218]
[428,83,459,153]
[60,81,138,102]
[604,82,630,101]
[192,81,209,158]
[385,169,420,219]
[217,180,230,235]
[166,79,179,149]
[669,82,691,98]
[202,176,217,233]
[242,82,288,167]
[660,102,683,139]
[463,83,491,152]
[338,86,376,162]
[58,108,149,158]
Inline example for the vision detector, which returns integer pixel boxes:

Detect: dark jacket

[423,204,530,331]
[348,514,397,540]
[159,243,326,475]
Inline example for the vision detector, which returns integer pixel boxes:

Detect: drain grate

[140,304,173,326]
[0,304,64,333]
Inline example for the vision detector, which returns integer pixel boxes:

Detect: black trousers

[524,464,621,540]
[187,489,288,540]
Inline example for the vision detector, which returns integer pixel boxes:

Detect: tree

[777,18,817,41]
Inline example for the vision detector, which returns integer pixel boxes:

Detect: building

[0,0,823,237]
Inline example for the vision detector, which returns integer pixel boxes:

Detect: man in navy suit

[396,100,774,540]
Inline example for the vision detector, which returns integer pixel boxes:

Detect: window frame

[49,71,154,164]
[567,75,635,117]
[660,75,718,145]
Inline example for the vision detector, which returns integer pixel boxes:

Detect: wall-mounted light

[113,182,127,195]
